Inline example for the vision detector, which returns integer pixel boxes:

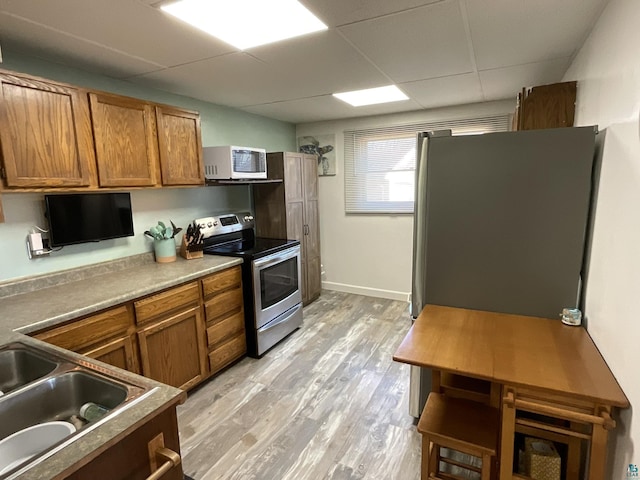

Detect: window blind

[344,114,512,214]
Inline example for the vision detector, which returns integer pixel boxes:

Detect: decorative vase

[154,238,176,263]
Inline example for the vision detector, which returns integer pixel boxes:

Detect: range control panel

[194,212,254,238]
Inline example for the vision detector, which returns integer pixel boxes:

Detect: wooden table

[393,304,629,480]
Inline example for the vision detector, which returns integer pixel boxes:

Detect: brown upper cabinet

[156,105,204,186]
[0,68,204,190]
[514,81,577,131]
[89,92,159,187]
[0,72,95,188]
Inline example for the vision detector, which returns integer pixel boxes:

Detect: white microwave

[203,145,267,180]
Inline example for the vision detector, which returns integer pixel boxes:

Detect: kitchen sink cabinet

[65,404,183,480]
[155,105,204,186]
[0,71,95,188]
[33,305,140,374]
[88,92,159,187]
[201,266,246,374]
[135,281,208,390]
[254,152,321,305]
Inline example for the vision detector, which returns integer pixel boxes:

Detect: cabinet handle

[146,447,181,480]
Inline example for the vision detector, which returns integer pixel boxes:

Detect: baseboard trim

[322,281,409,302]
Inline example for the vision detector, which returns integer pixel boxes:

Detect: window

[344,115,512,213]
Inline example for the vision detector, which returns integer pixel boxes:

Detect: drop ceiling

[0,0,608,124]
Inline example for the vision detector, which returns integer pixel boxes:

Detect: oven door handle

[253,246,300,269]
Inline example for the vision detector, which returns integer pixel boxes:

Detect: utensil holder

[154,238,177,263]
[180,236,204,260]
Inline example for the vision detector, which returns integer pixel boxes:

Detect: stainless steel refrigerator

[409,126,597,417]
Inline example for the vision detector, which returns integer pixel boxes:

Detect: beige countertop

[0,254,243,334]
[0,254,244,479]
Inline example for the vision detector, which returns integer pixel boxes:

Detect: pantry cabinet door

[0,73,94,187]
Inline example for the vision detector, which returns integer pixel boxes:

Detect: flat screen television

[45,193,134,247]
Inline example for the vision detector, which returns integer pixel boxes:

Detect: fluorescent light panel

[333,85,409,107]
[161,0,327,50]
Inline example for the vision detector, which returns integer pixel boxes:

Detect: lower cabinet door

[82,335,140,374]
[137,306,207,390]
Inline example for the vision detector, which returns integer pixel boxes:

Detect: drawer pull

[146,447,181,480]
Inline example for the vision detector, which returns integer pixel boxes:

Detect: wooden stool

[418,393,500,480]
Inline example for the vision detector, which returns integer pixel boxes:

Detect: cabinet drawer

[208,334,246,374]
[33,305,133,352]
[134,281,200,325]
[206,311,245,348]
[204,287,243,322]
[202,266,241,298]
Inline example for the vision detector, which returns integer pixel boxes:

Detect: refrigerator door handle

[411,133,430,318]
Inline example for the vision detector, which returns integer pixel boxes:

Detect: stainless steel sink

[0,347,58,395]
[0,342,152,479]
[0,371,129,440]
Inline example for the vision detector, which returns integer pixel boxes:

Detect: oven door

[252,245,302,329]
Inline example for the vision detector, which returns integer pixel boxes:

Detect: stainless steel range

[196,212,303,357]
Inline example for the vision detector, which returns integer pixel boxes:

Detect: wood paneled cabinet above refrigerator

[513,81,577,130]
[254,152,321,305]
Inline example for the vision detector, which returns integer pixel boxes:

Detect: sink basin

[0,371,128,441]
[0,421,76,476]
[0,347,58,395]
[0,343,151,479]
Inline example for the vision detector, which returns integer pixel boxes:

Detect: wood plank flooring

[177,290,421,480]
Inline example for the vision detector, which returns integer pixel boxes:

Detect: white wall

[563,0,640,475]
[296,100,514,301]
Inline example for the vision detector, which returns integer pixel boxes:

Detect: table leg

[588,422,609,480]
[499,391,516,480]
[566,422,581,480]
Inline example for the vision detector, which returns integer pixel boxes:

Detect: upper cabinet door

[89,93,158,187]
[155,106,204,186]
[0,73,94,187]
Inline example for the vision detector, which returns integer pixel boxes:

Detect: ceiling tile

[242,95,423,124]
[0,12,163,78]
[130,53,273,107]
[0,0,235,67]
[478,57,572,101]
[400,73,484,108]
[248,30,390,99]
[300,0,442,27]
[465,0,608,70]
[338,0,473,83]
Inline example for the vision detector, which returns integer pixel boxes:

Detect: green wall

[0,51,296,283]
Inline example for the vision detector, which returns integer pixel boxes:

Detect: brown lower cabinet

[33,304,140,375]
[65,404,183,480]
[137,305,207,391]
[31,265,246,392]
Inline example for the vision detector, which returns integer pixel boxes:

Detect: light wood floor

[177,290,421,480]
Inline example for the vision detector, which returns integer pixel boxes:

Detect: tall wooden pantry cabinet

[254,152,321,305]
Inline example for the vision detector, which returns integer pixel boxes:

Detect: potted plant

[144,221,182,263]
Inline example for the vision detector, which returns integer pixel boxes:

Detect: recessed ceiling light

[161,0,328,50]
[333,85,409,107]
